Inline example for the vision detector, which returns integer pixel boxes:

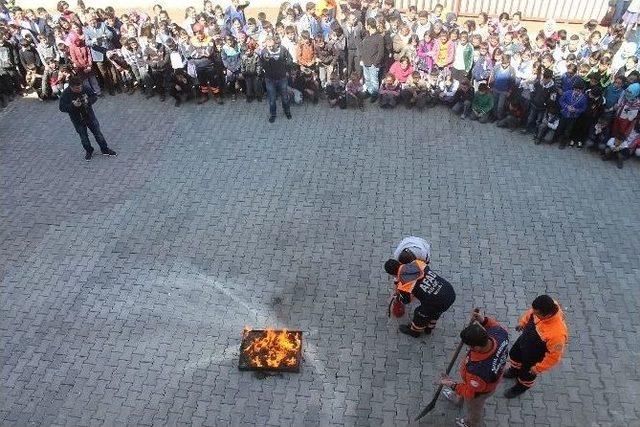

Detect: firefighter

[384,254,456,338]
[393,236,431,263]
[438,311,509,427]
[503,295,568,398]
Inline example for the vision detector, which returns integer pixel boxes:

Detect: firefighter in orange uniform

[439,311,509,427]
[503,295,569,398]
[384,252,456,338]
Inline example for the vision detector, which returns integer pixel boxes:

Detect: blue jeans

[265,77,290,117]
[493,90,509,119]
[72,115,108,153]
[362,65,379,95]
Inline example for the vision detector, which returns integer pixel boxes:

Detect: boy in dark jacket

[240,45,262,102]
[522,69,556,133]
[144,42,170,101]
[58,76,116,160]
[451,78,474,118]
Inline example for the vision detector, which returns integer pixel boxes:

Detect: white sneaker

[569,140,575,147]
[460,114,467,120]
[455,418,470,427]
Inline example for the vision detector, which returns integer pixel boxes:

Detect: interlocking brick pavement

[1,94,639,426]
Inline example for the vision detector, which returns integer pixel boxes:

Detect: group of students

[1,1,640,166]
[385,236,569,427]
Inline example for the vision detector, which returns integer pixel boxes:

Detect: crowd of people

[1,0,640,166]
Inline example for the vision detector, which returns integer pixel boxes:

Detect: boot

[502,367,519,379]
[504,383,529,399]
[399,324,421,338]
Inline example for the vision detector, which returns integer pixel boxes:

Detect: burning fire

[242,328,302,369]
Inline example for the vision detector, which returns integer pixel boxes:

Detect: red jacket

[455,317,509,400]
[69,35,93,77]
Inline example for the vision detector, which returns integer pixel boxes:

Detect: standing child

[557,80,588,148]
[612,82,640,139]
[522,69,555,133]
[240,45,263,102]
[471,42,493,89]
[313,34,335,87]
[416,32,434,75]
[489,53,516,119]
[145,41,170,101]
[431,31,455,71]
[296,30,316,70]
[221,35,242,99]
[451,30,474,82]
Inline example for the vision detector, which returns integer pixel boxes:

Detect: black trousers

[508,337,538,388]
[72,115,108,153]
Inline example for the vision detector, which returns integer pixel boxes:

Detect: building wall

[16,0,608,23]
[394,0,608,23]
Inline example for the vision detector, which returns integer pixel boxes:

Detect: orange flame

[242,329,302,369]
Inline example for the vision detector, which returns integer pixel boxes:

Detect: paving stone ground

[1,94,639,427]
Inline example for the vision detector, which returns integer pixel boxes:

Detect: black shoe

[246,96,253,103]
[216,97,224,105]
[616,158,624,169]
[268,116,276,123]
[109,89,116,96]
[146,92,155,99]
[160,95,166,102]
[504,384,528,399]
[174,98,181,107]
[558,142,566,149]
[101,148,117,156]
[503,367,518,379]
[369,94,378,103]
[285,111,292,120]
[398,324,421,338]
[84,151,93,161]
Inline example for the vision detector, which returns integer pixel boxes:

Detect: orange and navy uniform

[508,304,568,387]
[455,317,509,400]
[395,260,456,332]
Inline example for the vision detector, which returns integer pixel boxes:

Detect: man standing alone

[359,18,385,103]
[260,36,293,123]
[59,76,116,161]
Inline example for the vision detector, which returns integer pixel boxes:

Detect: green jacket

[472,92,494,115]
